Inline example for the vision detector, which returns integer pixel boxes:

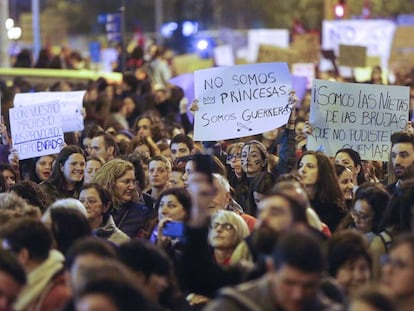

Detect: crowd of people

[0,43,413,311]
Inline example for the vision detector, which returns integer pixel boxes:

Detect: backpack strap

[379,230,393,251]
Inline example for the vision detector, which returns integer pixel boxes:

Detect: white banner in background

[322,20,396,69]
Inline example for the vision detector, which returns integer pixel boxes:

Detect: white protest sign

[322,20,396,69]
[292,63,315,89]
[247,29,289,63]
[193,62,292,141]
[213,45,235,67]
[307,79,409,161]
[10,101,64,160]
[14,91,85,132]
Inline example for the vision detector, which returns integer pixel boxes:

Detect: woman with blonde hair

[208,210,250,266]
[93,159,151,238]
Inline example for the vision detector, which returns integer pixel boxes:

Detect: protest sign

[172,54,214,75]
[307,79,409,161]
[10,101,64,160]
[389,26,414,68]
[292,75,308,104]
[193,62,292,141]
[213,45,235,67]
[322,20,396,69]
[257,45,301,66]
[292,63,315,89]
[247,29,289,63]
[291,33,320,64]
[339,44,367,67]
[14,90,85,132]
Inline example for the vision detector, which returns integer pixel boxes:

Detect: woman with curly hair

[93,159,152,238]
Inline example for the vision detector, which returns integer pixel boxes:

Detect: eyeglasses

[79,198,102,206]
[210,222,235,231]
[351,210,372,222]
[381,254,412,270]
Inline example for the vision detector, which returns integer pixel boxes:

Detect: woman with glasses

[208,210,249,267]
[184,210,250,307]
[381,234,414,311]
[93,159,151,238]
[338,182,391,279]
[79,183,129,245]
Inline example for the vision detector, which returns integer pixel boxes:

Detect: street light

[7,27,22,40]
[5,17,22,40]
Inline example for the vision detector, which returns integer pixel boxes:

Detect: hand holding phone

[162,221,185,239]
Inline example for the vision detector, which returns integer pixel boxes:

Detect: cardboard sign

[291,33,321,63]
[14,91,85,132]
[307,79,409,161]
[10,101,64,160]
[389,26,414,68]
[172,54,214,75]
[247,29,289,63]
[339,44,367,67]
[193,62,292,141]
[257,45,301,66]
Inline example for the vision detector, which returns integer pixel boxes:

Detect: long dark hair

[354,182,390,234]
[47,145,85,192]
[335,148,366,185]
[27,155,56,184]
[297,151,345,209]
[154,187,191,221]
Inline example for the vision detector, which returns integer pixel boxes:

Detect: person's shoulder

[230,239,252,265]
[204,276,272,311]
[41,271,72,311]
[39,180,53,188]
[316,292,345,311]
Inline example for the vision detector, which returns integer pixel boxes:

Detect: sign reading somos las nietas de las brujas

[193,62,292,141]
[307,79,410,162]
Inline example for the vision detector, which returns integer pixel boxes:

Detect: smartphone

[192,153,214,184]
[162,221,185,239]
